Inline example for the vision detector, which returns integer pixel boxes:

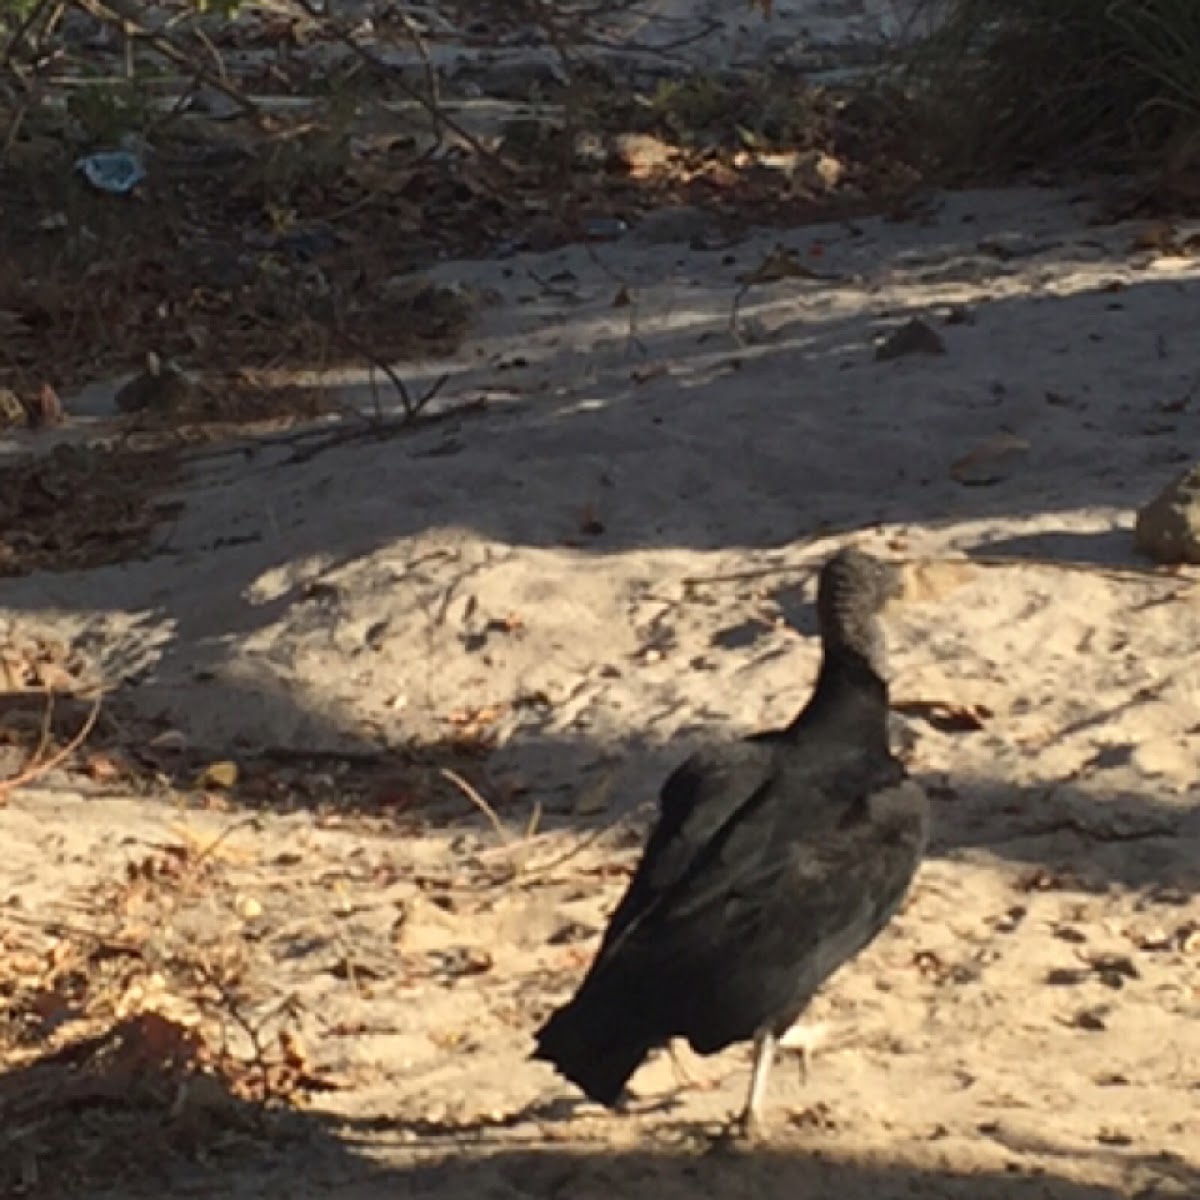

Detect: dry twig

[73,0,260,121]
[289,0,515,177]
[0,691,103,801]
[439,767,511,846]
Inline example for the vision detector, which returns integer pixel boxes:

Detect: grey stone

[1135,463,1200,564]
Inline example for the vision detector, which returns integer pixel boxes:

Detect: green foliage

[909,0,1200,172]
[0,0,47,27]
[189,0,245,16]
[67,79,157,144]
[649,76,733,134]
[646,72,825,149]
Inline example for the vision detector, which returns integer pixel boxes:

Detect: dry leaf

[279,1029,308,1071]
[0,387,26,428]
[631,363,669,384]
[30,383,64,428]
[196,760,238,789]
[739,244,823,285]
[1131,221,1178,253]
[797,151,844,192]
[949,432,1030,486]
[611,133,676,177]
[31,661,80,692]
[446,705,503,727]
[893,698,992,733]
[82,751,125,781]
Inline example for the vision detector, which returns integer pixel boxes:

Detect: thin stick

[3,910,144,955]
[512,800,656,882]
[439,767,510,845]
[73,0,260,121]
[682,552,1197,590]
[0,692,103,799]
[2,0,56,68]
[289,0,514,178]
[962,553,1196,584]
[32,687,56,767]
[186,816,261,870]
[681,563,803,588]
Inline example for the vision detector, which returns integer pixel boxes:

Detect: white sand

[3,182,1200,1196]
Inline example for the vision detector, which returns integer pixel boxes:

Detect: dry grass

[908,0,1200,179]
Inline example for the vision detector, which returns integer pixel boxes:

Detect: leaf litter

[0,1,927,589]
[0,834,336,1194]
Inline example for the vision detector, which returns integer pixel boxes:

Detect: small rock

[456,55,566,101]
[1134,462,1200,563]
[187,86,244,121]
[380,277,480,330]
[875,317,946,361]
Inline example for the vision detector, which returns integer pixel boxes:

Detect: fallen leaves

[0,805,362,1192]
[81,750,131,783]
[611,132,678,178]
[28,383,64,429]
[446,704,505,729]
[0,442,182,578]
[0,635,91,694]
[440,704,506,754]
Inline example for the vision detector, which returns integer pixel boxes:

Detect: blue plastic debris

[75,149,147,195]
[583,216,628,241]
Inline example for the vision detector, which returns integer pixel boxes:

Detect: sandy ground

[3,181,1200,1198]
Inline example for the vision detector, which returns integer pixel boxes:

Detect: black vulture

[532,547,929,1135]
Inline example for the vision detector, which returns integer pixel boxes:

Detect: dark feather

[532,549,929,1109]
